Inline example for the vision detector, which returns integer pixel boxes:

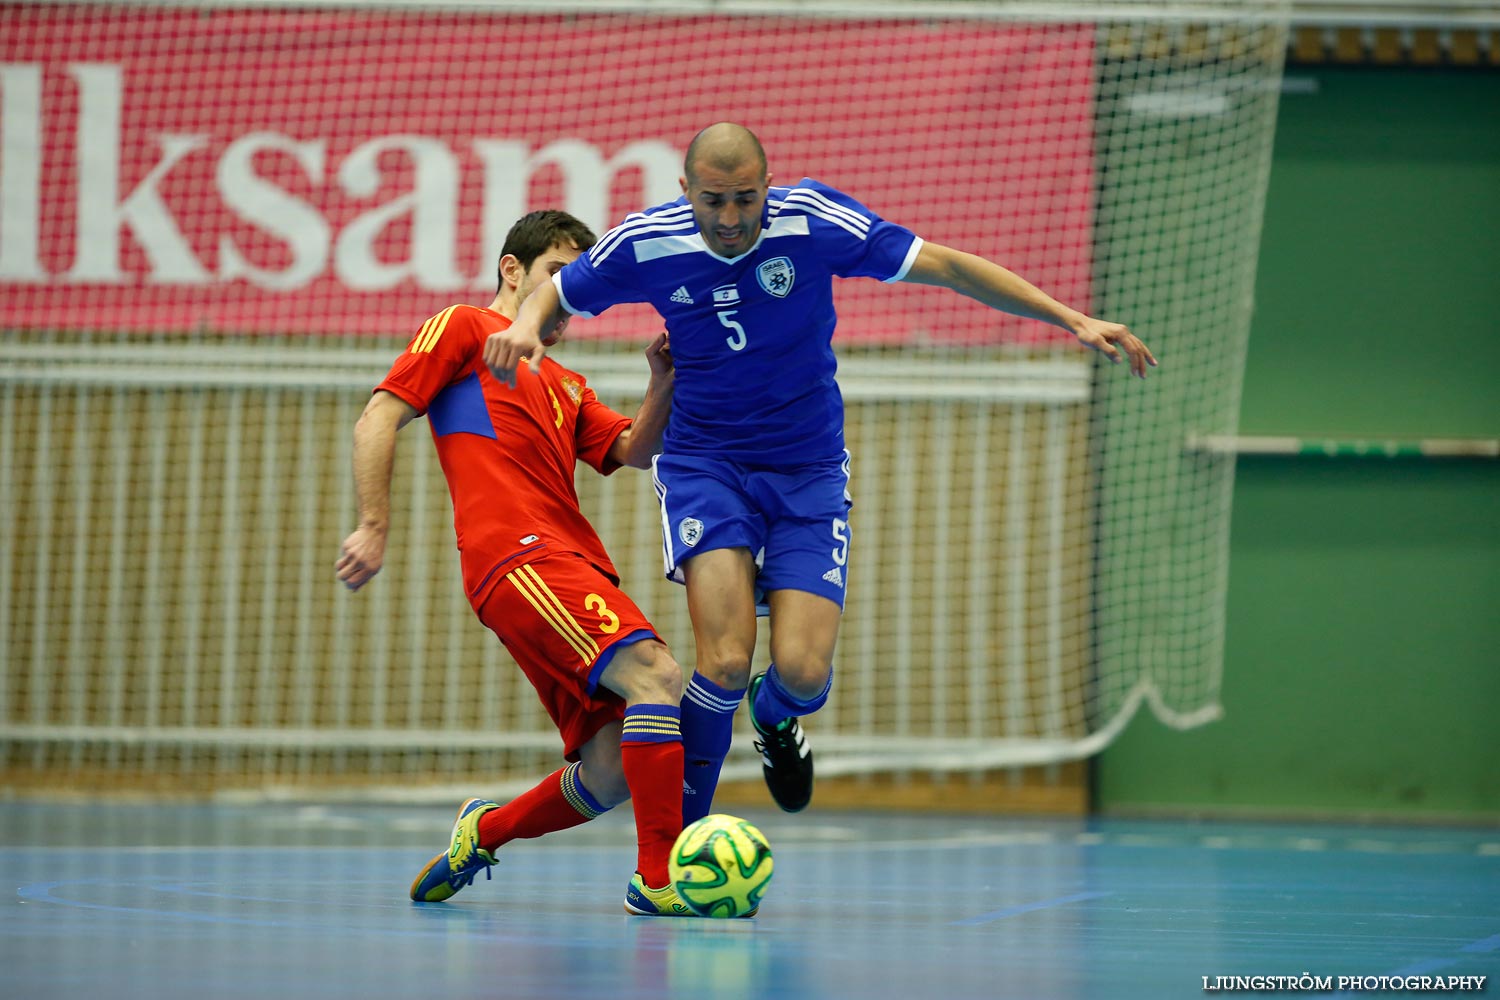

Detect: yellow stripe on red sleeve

[411,305,460,355]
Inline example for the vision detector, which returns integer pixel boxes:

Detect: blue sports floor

[3,801,1496,999]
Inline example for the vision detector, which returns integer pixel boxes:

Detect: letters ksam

[0,64,680,291]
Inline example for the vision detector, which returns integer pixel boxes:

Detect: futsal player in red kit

[337,210,701,916]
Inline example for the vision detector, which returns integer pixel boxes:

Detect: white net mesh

[0,1,1286,797]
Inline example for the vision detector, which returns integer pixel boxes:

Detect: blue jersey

[554,178,922,464]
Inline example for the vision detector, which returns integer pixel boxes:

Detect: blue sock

[752,663,833,731]
[679,672,745,825]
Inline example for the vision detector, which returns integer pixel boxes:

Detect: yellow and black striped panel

[560,761,605,819]
[622,712,681,741]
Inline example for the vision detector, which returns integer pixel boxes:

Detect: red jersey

[376,304,632,609]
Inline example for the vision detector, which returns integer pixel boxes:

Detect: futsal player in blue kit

[485,122,1156,819]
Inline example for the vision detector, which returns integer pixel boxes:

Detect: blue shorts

[651,451,852,610]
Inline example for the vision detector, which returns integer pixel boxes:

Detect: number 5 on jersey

[718,311,747,352]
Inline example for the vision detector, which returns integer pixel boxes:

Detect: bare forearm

[339,391,417,589]
[905,240,1156,377]
[351,405,403,531]
[906,243,1086,334]
[616,371,674,469]
[520,279,568,336]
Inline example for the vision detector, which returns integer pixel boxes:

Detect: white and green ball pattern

[668,814,774,918]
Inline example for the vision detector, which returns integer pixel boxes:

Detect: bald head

[680,123,772,258]
[684,122,767,185]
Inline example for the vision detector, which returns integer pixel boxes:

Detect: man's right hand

[644,331,674,379]
[336,525,387,591]
[1071,315,1157,380]
[484,324,546,388]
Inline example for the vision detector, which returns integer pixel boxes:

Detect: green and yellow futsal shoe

[623,873,695,916]
[626,872,760,918]
[409,797,498,902]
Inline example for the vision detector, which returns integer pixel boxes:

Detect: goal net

[0,0,1286,799]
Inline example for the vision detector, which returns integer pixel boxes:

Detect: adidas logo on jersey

[822,567,844,588]
[670,286,694,304]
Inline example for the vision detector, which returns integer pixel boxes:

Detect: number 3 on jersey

[718,311,747,352]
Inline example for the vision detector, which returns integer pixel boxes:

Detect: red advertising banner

[1,7,1094,343]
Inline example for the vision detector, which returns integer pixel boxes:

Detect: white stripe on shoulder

[765,189,797,219]
[596,202,692,240]
[634,232,709,263]
[764,214,810,239]
[781,198,870,241]
[590,207,686,263]
[588,209,656,262]
[590,206,695,266]
[592,217,698,267]
[783,187,871,234]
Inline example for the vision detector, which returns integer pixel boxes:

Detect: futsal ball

[668,813,774,918]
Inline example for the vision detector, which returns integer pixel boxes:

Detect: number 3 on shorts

[585,593,620,634]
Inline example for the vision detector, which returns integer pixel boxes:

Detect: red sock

[621,704,685,888]
[476,762,606,851]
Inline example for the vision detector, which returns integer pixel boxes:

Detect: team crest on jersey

[679,517,704,547]
[756,257,795,298]
[560,377,582,405]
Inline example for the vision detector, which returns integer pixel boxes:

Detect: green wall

[1096,67,1500,820]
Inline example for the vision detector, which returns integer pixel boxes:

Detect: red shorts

[476,551,659,760]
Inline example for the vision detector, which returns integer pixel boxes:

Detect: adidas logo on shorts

[822,567,844,588]
[670,286,694,304]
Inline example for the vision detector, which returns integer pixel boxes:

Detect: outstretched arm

[608,332,675,470]
[336,390,418,591]
[903,241,1158,379]
[483,279,570,388]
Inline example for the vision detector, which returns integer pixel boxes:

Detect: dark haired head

[497,211,597,294]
